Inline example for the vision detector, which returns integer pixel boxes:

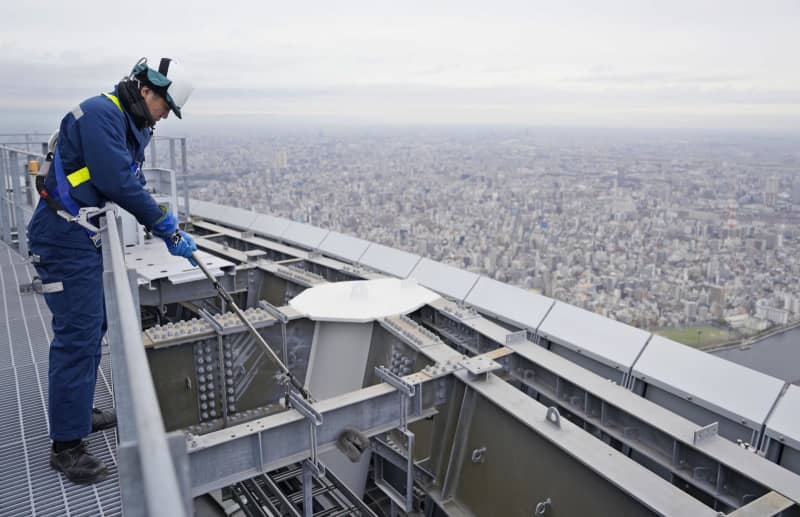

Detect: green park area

[654,325,736,349]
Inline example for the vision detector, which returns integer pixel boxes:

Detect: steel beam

[407,299,800,509]
[726,491,796,517]
[187,378,445,496]
[448,370,720,517]
[440,387,476,501]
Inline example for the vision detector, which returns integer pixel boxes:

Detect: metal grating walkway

[0,241,121,517]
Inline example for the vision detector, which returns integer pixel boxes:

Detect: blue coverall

[27,89,163,442]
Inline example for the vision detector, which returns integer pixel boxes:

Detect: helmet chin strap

[116,79,156,130]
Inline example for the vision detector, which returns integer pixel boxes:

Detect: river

[711,326,800,384]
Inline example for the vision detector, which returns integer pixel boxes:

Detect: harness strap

[53,148,83,218]
[102,92,124,112]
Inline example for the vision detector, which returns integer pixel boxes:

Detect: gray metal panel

[280,221,330,250]
[642,383,753,443]
[317,231,371,263]
[248,213,292,240]
[765,385,800,451]
[538,302,651,370]
[408,258,479,301]
[549,343,627,383]
[632,335,785,431]
[358,242,421,278]
[189,199,258,230]
[464,276,553,330]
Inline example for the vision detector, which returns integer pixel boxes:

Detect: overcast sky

[2,0,799,131]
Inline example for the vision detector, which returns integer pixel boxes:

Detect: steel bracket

[373,428,416,513]
[693,421,719,445]
[376,366,418,431]
[259,300,290,364]
[505,330,527,345]
[288,391,325,477]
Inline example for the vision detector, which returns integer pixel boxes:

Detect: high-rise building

[765,176,779,206]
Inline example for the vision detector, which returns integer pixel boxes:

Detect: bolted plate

[459,355,503,376]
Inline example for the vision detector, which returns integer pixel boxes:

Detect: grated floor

[0,241,121,517]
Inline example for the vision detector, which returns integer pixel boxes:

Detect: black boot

[91,407,117,432]
[50,441,108,484]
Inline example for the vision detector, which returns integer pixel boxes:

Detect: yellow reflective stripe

[66,167,90,187]
[101,92,123,112]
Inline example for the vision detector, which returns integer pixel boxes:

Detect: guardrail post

[169,138,177,172]
[0,148,9,244]
[9,150,29,256]
[150,137,157,168]
[180,137,190,221]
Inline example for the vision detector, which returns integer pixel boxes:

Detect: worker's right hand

[163,230,198,266]
[149,205,178,238]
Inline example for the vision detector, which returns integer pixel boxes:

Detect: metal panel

[632,336,785,432]
[464,276,553,330]
[765,385,800,452]
[538,302,651,371]
[408,258,479,301]
[280,221,330,250]
[453,372,719,517]
[642,383,754,443]
[317,231,371,263]
[124,238,233,285]
[358,242,420,278]
[497,339,800,506]
[305,321,374,400]
[547,343,628,383]
[190,199,259,230]
[248,213,292,240]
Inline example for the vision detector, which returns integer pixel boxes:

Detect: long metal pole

[191,249,311,399]
[106,215,187,517]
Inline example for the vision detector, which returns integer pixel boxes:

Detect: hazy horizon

[2,1,799,132]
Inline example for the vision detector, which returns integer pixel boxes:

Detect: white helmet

[47,131,59,153]
[131,57,194,119]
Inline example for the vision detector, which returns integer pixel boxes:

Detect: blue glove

[150,206,178,238]
[164,230,198,266]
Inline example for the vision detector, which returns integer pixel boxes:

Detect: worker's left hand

[164,230,198,266]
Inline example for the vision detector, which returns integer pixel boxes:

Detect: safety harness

[34,93,140,247]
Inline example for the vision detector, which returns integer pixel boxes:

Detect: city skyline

[176,126,800,347]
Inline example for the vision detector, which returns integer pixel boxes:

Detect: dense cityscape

[182,127,800,344]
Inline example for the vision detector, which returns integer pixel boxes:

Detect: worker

[26,57,197,484]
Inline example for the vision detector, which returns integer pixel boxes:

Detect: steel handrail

[101,205,187,517]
